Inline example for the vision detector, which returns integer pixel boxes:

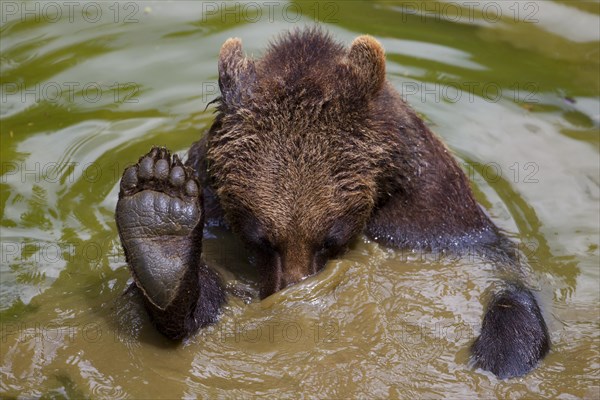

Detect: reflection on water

[1,1,598,398]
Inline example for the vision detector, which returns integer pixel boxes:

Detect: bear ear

[218,38,256,106]
[347,35,386,97]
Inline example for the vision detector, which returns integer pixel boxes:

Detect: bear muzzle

[258,246,325,298]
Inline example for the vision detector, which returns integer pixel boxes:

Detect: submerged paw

[471,285,550,379]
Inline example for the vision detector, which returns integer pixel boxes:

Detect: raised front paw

[116,146,203,310]
[471,284,550,379]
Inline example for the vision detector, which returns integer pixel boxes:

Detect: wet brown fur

[188,27,502,298]
[164,28,549,377]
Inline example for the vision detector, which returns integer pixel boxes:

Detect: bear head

[207,29,398,298]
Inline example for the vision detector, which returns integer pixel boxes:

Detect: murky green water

[1,1,599,398]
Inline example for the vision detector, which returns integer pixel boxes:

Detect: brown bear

[116,27,549,379]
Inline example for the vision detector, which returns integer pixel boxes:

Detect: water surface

[1,1,599,398]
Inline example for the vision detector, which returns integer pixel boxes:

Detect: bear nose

[279,247,314,289]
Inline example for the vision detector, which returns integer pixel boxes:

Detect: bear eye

[257,236,276,251]
[318,234,344,255]
[246,233,275,252]
[322,236,338,250]
[316,238,341,259]
[318,220,355,254]
[240,217,276,252]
